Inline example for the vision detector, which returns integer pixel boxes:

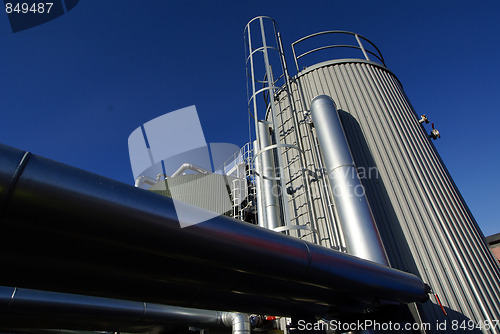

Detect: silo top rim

[292,58,402,89]
[291,30,386,72]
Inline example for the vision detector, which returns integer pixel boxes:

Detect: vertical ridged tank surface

[274,34,500,332]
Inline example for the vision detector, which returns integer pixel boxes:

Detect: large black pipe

[0,286,187,331]
[0,144,429,317]
[0,286,249,332]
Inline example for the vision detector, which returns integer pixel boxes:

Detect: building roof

[486,233,500,246]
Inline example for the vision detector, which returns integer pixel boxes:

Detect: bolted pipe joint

[222,312,251,334]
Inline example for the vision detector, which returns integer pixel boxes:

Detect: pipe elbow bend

[222,312,251,334]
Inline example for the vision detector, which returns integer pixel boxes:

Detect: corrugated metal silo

[271,30,500,332]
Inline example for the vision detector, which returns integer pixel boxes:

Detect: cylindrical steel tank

[272,31,500,332]
[310,95,388,265]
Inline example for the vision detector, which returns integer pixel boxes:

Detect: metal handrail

[291,30,386,72]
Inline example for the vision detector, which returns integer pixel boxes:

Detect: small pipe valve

[429,123,441,140]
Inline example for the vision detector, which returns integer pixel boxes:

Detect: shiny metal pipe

[256,121,282,229]
[253,140,266,228]
[310,95,388,265]
[222,312,251,334]
[170,163,211,178]
[0,143,428,317]
[134,175,157,188]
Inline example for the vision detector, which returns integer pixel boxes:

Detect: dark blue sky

[1,0,499,236]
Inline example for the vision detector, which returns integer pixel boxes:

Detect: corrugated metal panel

[149,174,234,216]
[282,59,500,332]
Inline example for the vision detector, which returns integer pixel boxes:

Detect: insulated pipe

[0,143,428,317]
[170,163,211,178]
[310,95,389,265]
[256,121,282,229]
[0,286,248,333]
[253,140,266,228]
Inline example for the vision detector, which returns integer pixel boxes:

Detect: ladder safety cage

[215,142,256,222]
[244,16,321,243]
